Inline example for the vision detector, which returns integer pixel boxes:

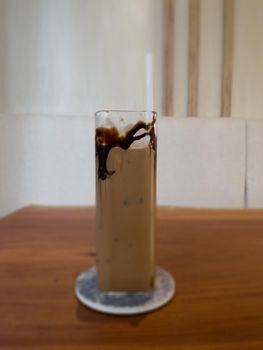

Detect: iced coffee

[95,111,156,292]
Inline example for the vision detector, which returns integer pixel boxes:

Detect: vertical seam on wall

[244,120,248,208]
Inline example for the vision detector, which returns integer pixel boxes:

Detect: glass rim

[95,110,157,117]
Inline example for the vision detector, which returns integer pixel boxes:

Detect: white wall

[198,0,223,118]
[173,0,189,118]
[1,0,263,216]
[0,0,163,115]
[173,0,263,119]
[0,114,95,217]
[1,0,263,118]
[0,113,248,218]
[232,0,263,119]
[173,0,224,118]
[0,0,7,111]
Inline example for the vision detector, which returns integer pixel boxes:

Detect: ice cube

[100,117,115,129]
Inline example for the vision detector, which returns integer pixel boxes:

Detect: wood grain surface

[222,0,235,117]
[188,0,200,117]
[1,206,263,349]
[163,0,175,116]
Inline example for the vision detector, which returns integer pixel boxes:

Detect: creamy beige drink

[95,111,156,292]
[96,146,155,291]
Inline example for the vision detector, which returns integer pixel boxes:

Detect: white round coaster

[75,266,175,315]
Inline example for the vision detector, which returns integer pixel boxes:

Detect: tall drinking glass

[95,110,156,292]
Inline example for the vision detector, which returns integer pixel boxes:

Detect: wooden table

[1,206,263,349]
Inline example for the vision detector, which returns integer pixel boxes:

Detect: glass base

[75,266,175,315]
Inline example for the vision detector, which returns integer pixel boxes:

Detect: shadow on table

[76,302,147,326]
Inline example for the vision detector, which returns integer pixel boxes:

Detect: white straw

[145,52,154,111]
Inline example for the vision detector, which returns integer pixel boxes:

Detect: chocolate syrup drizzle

[96,116,156,180]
